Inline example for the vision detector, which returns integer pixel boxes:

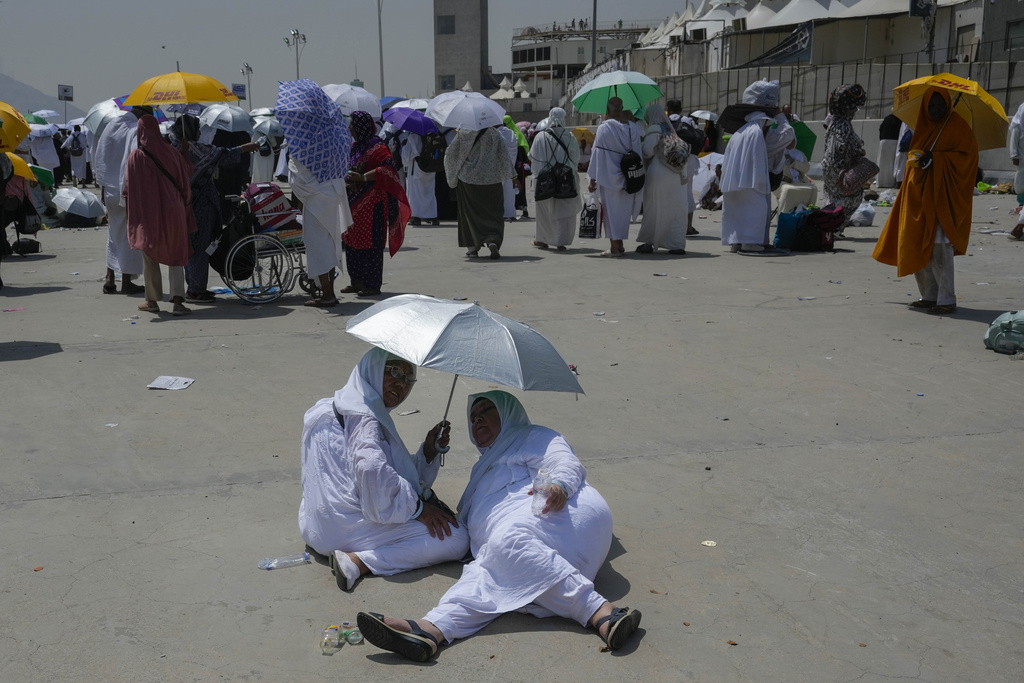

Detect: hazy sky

[0,0,690,112]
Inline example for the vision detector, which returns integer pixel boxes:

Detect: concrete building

[506,19,658,118]
[433,0,489,94]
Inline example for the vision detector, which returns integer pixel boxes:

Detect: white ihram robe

[299,348,469,574]
[288,158,351,278]
[61,131,90,180]
[499,127,519,218]
[528,125,582,247]
[93,111,143,275]
[636,123,688,251]
[721,112,771,247]
[424,392,613,642]
[402,134,438,219]
[588,118,642,241]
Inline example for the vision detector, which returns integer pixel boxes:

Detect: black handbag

[535,131,578,202]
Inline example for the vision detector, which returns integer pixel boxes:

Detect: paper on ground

[147,376,195,390]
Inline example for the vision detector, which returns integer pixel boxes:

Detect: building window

[578,46,585,56]
[523,103,533,112]
[537,86,543,94]
[540,47,551,61]
[1008,20,1024,51]
[437,15,455,35]
[438,74,455,91]
[527,48,535,62]
[691,28,707,42]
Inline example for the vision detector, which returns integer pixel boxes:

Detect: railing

[513,19,661,40]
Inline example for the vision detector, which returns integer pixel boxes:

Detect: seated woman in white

[357,391,641,660]
[298,347,469,591]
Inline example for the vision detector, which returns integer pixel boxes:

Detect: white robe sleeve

[539,436,586,500]
[347,415,423,524]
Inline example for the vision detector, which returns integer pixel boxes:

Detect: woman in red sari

[343,111,410,297]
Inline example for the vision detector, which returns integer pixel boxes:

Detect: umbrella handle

[433,374,459,461]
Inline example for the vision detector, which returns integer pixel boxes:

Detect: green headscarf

[504,115,529,153]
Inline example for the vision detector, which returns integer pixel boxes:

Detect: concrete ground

[2,188,1023,683]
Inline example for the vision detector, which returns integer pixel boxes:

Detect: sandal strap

[405,619,439,647]
[594,606,629,632]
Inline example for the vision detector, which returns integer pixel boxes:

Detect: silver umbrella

[346,294,583,454]
[53,188,106,218]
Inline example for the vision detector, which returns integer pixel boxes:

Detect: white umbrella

[346,294,583,394]
[83,99,123,139]
[690,109,719,122]
[32,109,61,120]
[249,107,275,117]
[198,104,254,133]
[253,116,284,139]
[322,84,382,119]
[389,98,430,112]
[67,117,86,127]
[426,92,506,131]
[52,188,106,218]
[28,123,59,138]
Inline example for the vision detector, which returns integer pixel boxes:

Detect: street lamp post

[284,29,307,80]
[240,62,253,106]
[376,1,386,96]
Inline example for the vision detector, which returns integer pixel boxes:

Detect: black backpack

[416,133,447,174]
[597,126,645,194]
[69,133,85,157]
[676,122,706,156]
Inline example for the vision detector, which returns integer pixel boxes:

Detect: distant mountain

[0,72,87,121]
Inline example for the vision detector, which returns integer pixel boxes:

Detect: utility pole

[376,1,386,96]
[240,63,253,106]
[285,29,307,80]
[591,0,598,67]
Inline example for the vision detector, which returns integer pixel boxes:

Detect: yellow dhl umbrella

[6,152,36,180]
[572,127,595,145]
[1,101,31,152]
[892,72,1008,151]
[123,71,238,106]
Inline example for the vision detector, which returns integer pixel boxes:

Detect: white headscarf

[645,106,676,137]
[548,107,567,128]
[332,347,422,491]
[457,390,534,516]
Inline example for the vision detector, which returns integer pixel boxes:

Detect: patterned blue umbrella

[276,79,352,182]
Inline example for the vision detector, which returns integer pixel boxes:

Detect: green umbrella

[23,112,48,124]
[29,164,54,188]
[792,120,816,159]
[571,71,663,115]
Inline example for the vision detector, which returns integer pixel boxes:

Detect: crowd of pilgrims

[3,75,1002,319]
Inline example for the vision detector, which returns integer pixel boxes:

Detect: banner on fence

[736,22,813,68]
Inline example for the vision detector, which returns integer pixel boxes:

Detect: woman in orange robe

[872,87,978,314]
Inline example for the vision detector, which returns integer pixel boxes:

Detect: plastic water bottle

[342,621,363,645]
[320,625,342,655]
[532,468,551,517]
[257,551,311,570]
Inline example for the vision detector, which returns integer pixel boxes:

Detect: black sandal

[594,607,642,650]
[909,299,936,309]
[357,612,439,662]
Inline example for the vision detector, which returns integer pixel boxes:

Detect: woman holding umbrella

[357,391,641,661]
[299,347,469,592]
[343,111,411,297]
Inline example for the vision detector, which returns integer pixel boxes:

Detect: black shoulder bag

[534,130,578,202]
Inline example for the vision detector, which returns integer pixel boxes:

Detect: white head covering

[457,391,534,516]
[333,347,422,490]
[742,79,780,108]
[645,106,677,137]
[548,107,566,127]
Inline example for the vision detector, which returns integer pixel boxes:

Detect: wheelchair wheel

[224,234,291,303]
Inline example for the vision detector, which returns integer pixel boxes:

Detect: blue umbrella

[380,95,405,110]
[276,79,352,183]
[383,107,439,136]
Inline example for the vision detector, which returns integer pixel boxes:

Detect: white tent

[836,0,905,17]
[745,2,780,30]
[760,0,833,29]
[685,0,749,39]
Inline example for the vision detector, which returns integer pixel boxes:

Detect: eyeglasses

[385,364,416,385]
